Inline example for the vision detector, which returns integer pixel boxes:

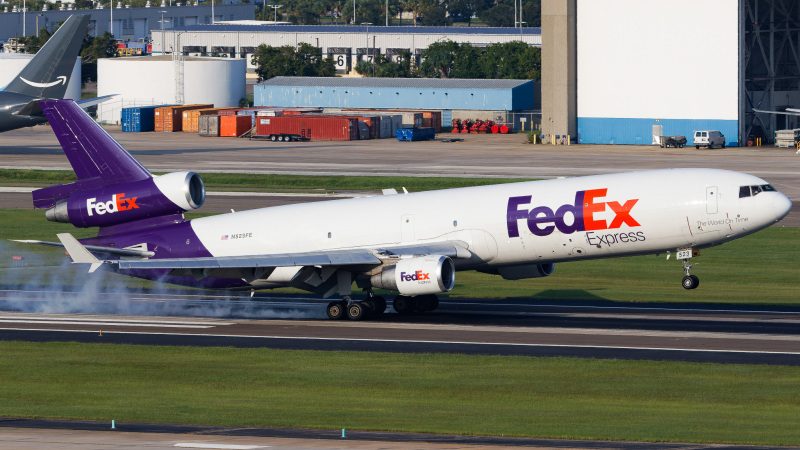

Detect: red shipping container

[220,115,253,137]
[301,114,379,139]
[255,116,358,141]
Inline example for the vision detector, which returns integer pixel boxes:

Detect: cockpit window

[739,184,775,198]
[739,186,751,198]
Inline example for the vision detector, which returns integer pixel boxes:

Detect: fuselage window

[739,186,751,198]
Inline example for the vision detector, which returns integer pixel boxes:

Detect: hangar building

[254,77,538,129]
[542,0,800,146]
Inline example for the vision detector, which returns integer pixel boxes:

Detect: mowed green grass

[2,342,800,445]
[0,169,533,193]
[3,208,798,306]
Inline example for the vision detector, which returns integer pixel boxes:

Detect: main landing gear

[326,294,440,320]
[326,294,388,320]
[681,259,700,290]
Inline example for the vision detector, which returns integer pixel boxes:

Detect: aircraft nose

[774,193,792,221]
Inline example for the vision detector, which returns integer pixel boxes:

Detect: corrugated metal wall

[255,85,533,111]
[577,117,739,146]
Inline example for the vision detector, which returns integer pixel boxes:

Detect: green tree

[420,40,483,78]
[479,1,514,27]
[80,31,119,84]
[447,0,491,26]
[252,43,336,80]
[356,52,415,78]
[417,0,450,26]
[478,41,540,80]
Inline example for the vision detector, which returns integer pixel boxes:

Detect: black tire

[721,142,726,148]
[371,296,387,314]
[326,301,346,320]
[682,275,699,290]
[690,275,700,289]
[696,145,700,149]
[393,295,414,314]
[414,295,439,312]
[347,302,367,320]
[270,135,277,142]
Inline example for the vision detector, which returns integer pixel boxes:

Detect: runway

[2,289,800,366]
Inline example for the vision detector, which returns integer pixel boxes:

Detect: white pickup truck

[694,130,726,149]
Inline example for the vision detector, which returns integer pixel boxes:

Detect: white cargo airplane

[21,100,793,321]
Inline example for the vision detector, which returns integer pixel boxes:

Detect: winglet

[57,233,103,273]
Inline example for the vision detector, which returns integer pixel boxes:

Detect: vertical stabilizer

[40,99,151,182]
[4,15,89,99]
[33,100,152,209]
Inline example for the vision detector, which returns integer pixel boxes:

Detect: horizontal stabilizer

[12,239,155,258]
[56,233,103,273]
[76,94,117,110]
[12,99,44,117]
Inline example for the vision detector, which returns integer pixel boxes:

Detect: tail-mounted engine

[43,171,205,228]
[370,255,456,296]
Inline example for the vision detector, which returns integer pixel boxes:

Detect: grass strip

[1,342,799,446]
[0,169,533,192]
[2,208,798,306]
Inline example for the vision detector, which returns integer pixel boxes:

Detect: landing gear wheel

[414,295,439,312]
[346,302,368,320]
[393,295,414,314]
[371,296,387,314]
[326,301,346,320]
[682,275,699,290]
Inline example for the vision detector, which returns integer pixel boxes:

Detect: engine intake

[370,255,456,296]
[45,171,205,228]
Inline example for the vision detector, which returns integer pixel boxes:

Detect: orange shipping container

[155,104,213,132]
[220,115,253,137]
[183,108,240,133]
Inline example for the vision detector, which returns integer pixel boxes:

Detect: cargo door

[706,186,718,214]
[401,215,415,242]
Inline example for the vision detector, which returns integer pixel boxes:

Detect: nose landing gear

[681,259,700,290]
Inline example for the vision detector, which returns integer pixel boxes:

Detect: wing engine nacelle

[370,255,455,296]
[45,171,205,228]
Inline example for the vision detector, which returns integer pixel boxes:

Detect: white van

[694,130,726,149]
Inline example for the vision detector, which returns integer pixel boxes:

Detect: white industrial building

[0,54,81,100]
[153,24,541,72]
[542,0,800,146]
[96,55,245,124]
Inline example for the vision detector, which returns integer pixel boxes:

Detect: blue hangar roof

[257,77,533,90]
[173,24,541,36]
[255,77,536,110]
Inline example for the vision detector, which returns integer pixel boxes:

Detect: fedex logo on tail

[507,189,640,238]
[86,193,139,217]
[401,270,430,282]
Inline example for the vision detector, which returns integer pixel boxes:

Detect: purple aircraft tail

[34,100,205,230]
[34,100,152,209]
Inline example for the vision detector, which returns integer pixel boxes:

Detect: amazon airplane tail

[3,14,89,100]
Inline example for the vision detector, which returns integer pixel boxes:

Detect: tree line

[255,0,541,27]
[253,40,540,81]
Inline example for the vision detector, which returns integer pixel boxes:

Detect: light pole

[211,0,215,24]
[160,10,167,54]
[352,0,355,25]
[385,0,388,26]
[269,4,281,22]
[22,0,26,36]
[36,14,42,37]
[110,0,114,36]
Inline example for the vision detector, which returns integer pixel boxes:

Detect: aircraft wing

[55,232,469,269]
